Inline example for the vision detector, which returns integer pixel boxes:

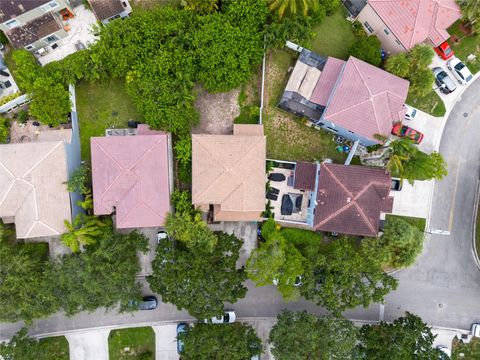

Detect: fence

[0,93,30,114]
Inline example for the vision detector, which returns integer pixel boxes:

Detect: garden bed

[39,336,69,360]
[109,327,155,360]
[76,79,142,160]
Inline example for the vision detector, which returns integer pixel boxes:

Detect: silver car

[433,67,456,94]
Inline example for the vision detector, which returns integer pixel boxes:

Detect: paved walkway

[152,324,179,360]
[65,329,110,360]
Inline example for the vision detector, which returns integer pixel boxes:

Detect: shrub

[0,116,10,143]
[348,35,382,66]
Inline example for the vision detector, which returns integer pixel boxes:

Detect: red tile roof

[368,0,461,49]
[91,133,171,228]
[310,57,345,106]
[313,163,393,237]
[323,57,409,143]
[294,162,317,191]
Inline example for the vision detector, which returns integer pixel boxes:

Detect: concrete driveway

[391,180,434,220]
[65,329,110,360]
[152,324,179,360]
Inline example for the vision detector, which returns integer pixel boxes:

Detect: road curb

[472,169,480,270]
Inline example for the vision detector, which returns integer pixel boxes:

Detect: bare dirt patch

[193,85,240,135]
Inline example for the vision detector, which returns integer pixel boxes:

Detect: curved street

[1,79,480,340]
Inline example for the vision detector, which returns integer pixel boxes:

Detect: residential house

[192,124,266,222]
[266,161,393,237]
[90,125,173,229]
[356,0,461,55]
[279,48,410,146]
[0,140,72,239]
[88,0,131,25]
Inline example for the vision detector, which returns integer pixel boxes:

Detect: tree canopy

[269,310,358,360]
[348,35,382,66]
[180,323,262,359]
[0,328,48,360]
[457,0,480,34]
[147,231,247,319]
[358,312,440,359]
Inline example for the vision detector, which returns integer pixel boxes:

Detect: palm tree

[457,0,480,34]
[268,0,319,18]
[61,215,108,252]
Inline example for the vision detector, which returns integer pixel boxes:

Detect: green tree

[358,312,440,359]
[267,0,319,18]
[0,328,47,360]
[175,135,192,169]
[0,240,57,322]
[269,310,358,360]
[180,323,262,359]
[48,230,148,315]
[320,0,340,15]
[164,211,217,251]
[246,220,304,301]
[61,214,110,253]
[264,14,316,49]
[171,190,196,216]
[457,0,480,34]
[300,238,398,313]
[349,36,382,66]
[11,50,41,92]
[64,164,91,195]
[0,116,9,143]
[29,77,71,127]
[147,232,247,319]
[385,52,410,78]
[181,0,218,14]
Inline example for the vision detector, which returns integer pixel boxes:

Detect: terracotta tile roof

[192,125,266,222]
[8,13,61,48]
[91,133,172,229]
[313,163,393,237]
[310,57,346,106]
[0,0,50,21]
[368,0,461,49]
[294,162,317,191]
[323,57,409,143]
[0,141,71,239]
[88,0,125,21]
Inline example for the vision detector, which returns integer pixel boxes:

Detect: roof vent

[18,4,25,12]
[346,197,351,203]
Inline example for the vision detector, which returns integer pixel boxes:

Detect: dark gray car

[433,67,456,94]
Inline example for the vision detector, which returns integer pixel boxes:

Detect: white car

[204,310,236,324]
[472,323,480,337]
[157,230,168,243]
[447,57,473,85]
[436,345,451,357]
[404,105,418,121]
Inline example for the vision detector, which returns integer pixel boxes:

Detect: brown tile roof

[91,133,172,229]
[0,0,50,21]
[294,162,317,191]
[192,125,266,222]
[313,163,393,237]
[88,0,125,21]
[8,13,61,48]
[0,141,71,239]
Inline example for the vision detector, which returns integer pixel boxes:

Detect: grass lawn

[386,214,427,232]
[39,336,69,360]
[109,327,155,360]
[309,7,357,59]
[406,90,446,117]
[76,79,142,161]
[452,337,480,360]
[448,21,480,74]
[264,49,347,163]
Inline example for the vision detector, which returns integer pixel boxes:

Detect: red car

[434,41,454,60]
[391,123,424,144]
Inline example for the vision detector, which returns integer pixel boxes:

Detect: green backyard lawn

[76,79,142,161]
[406,90,446,117]
[310,7,357,59]
[109,327,155,360]
[448,21,480,74]
[39,336,69,360]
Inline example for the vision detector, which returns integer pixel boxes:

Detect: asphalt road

[1,80,480,340]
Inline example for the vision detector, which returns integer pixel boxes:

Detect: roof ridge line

[323,164,354,198]
[408,0,424,48]
[23,141,63,178]
[352,201,377,234]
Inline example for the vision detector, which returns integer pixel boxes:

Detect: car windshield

[411,109,417,117]
[444,47,452,56]
[224,313,230,322]
[454,62,465,71]
[437,71,448,80]
[412,133,420,140]
[400,126,408,136]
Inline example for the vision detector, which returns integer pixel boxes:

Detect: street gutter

[472,169,480,270]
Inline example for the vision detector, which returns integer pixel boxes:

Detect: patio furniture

[266,192,278,201]
[295,195,303,209]
[270,187,280,195]
[268,173,286,182]
[281,195,293,215]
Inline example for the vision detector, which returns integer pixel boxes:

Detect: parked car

[404,105,418,121]
[204,310,236,324]
[391,123,424,144]
[434,41,454,60]
[472,323,480,337]
[433,67,457,94]
[447,57,473,85]
[176,322,188,354]
[157,230,168,243]
[436,345,451,358]
[128,296,158,310]
[273,275,302,287]
[391,178,402,191]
